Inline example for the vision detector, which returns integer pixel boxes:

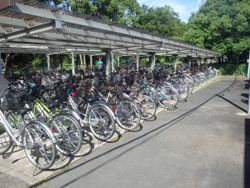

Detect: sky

[137,0,200,23]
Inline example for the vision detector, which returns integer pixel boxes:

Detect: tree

[134,5,186,39]
[65,0,141,25]
[184,0,250,63]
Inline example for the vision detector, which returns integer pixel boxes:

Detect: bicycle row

[0,66,219,171]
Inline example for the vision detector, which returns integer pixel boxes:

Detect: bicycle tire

[161,85,179,108]
[23,121,56,170]
[51,114,83,155]
[115,100,141,130]
[0,122,12,155]
[134,94,156,120]
[88,104,115,141]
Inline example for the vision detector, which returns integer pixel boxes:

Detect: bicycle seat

[47,100,61,109]
[19,108,32,115]
[106,86,116,92]
[85,96,96,103]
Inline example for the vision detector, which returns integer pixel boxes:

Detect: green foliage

[134,5,186,38]
[184,0,250,63]
[215,62,247,76]
[66,0,141,25]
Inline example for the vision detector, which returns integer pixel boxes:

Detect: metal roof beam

[4,39,120,50]
[0,21,58,42]
[36,32,134,48]
[62,26,153,46]
[167,50,192,55]
[0,16,28,28]
[0,26,6,34]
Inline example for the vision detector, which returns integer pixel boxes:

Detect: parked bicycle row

[0,65,219,171]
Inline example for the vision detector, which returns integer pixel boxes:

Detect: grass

[193,77,221,93]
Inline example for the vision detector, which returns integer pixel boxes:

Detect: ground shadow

[245,118,250,188]
[2,146,22,160]
[144,115,157,121]
[217,95,247,113]
[127,124,143,133]
[42,154,75,173]
[75,133,94,157]
[242,93,249,99]
[178,99,187,103]
[241,93,249,105]
[32,154,74,176]
[104,130,123,143]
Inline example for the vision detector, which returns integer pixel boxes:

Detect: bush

[215,62,247,76]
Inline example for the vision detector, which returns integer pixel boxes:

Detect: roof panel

[0,0,221,58]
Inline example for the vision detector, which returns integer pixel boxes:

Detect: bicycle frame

[0,108,37,147]
[0,109,24,146]
[68,94,114,127]
[33,98,53,120]
[68,95,91,125]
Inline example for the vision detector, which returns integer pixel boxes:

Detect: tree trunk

[3,54,11,76]
[3,53,17,76]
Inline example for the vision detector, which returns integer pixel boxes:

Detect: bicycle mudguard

[90,103,115,119]
[24,120,57,144]
[58,108,82,125]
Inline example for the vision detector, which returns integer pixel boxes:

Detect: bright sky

[137,0,199,22]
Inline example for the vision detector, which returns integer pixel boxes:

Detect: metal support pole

[150,53,156,71]
[71,51,75,75]
[248,84,250,115]
[106,51,111,78]
[136,53,139,71]
[0,53,2,76]
[247,51,250,78]
[174,59,177,72]
[189,59,191,68]
[173,55,178,72]
[201,58,204,65]
[210,58,213,64]
[198,58,201,68]
[117,56,120,68]
[111,51,115,72]
[90,55,93,71]
[47,54,51,71]
[248,51,250,114]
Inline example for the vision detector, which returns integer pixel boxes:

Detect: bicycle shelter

[0,0,221,76]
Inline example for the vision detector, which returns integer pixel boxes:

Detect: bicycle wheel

[0,123,12,155]
[134,94,156,120]
[193,75,201,86]
[51,114,83,155]
[176,83,189,101]
[88,104,115,141]
[23,121,56,170]
[115,100,141,130]
[184,77,195,94]
[161,86,179,108]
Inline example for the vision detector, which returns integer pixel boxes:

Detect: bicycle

[0,86,57,170]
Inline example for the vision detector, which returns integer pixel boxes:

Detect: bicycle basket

[5,91,23,111]
[41,76,52,87]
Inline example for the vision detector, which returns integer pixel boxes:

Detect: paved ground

[0,173,29,188]
[33,77,248,188]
